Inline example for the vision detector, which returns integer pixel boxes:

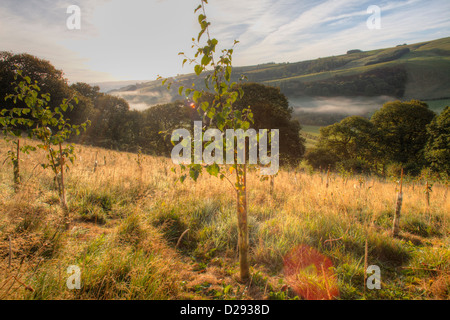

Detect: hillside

[1,138,449,300]
[108,37,450,112]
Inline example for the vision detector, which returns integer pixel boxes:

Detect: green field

[301,125,321,149]
[425,99,450,113]
[301,125,321,136]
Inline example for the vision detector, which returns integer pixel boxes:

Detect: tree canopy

[425,106,450,174]
[306,100,443,176]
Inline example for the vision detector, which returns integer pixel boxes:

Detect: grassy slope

[265,38,450,100]
[301,125,321,149]
[425,99,450,113]
[112,37,450,108]
[1,139,449,300]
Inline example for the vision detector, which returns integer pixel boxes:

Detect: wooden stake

[93,151,98,173]
[326,165,330,188]
[8,235,12,269]
[392,168,403,237]
[364,238,368,297]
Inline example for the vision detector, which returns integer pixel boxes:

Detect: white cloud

[0,0,449,82]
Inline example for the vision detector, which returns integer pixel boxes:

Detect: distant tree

[83,94,129,148]
[371,100,436,174]
[70,82,101,101]
[0,53,94,135]
[68,82,98,126]
[347,49,362,54]
[0,52,71,112]
[305,116,377,172]
[142,102,197,156]
[232,83,306,166]
[425,106,450,174]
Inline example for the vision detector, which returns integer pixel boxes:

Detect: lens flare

[283,245,339,300]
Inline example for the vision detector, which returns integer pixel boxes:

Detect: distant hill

[108,37,450,112]
[90,80,152,93]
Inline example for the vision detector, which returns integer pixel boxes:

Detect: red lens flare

[283,245,339,300]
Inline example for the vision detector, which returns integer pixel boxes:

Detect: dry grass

[0,138,449,300]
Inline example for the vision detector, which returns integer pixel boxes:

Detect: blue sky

[1,0,449,83]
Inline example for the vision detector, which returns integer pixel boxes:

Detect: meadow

[0,138,449,300]
[301,125,321,149]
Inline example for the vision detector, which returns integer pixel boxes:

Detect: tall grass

[0,138,448,300]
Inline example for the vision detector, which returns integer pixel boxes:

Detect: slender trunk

[269,175,274,196]
[326,166,330,188]
[13,139,20,191]
[236,164,250,282]
[392,168,403,237]
[59,143,69,228]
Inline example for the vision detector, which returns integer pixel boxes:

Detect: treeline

[0,53,305,166]
[241,56,351,82]
[279,66,407,97]
[305,100,450,176]
[365,48,410,66]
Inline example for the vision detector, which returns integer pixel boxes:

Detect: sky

[1,0,449,84]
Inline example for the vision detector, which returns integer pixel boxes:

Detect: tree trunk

[59,143,69,228]
[236,164,250,282]
[13,139,20,191]
[269,175,274,196]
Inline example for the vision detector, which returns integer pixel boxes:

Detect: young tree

[161,0,276,282]
[2,70,90,226]
[1,70,43,190]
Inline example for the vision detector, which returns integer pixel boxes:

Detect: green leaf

[202,54,213,66]
[241,121,250,130]
[200,101,209,111]
[178,86,184,96]
[195,65,203,76]
[198,14,206,24]
[189,167,200,182]
[223,285,232,295]
[206,163,220,177]
[225,66,232,82]
[193,91,202,103]
[207,107,215,119]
